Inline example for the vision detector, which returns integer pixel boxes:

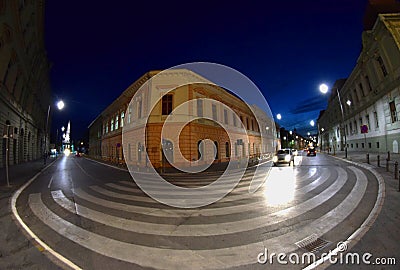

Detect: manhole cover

[295,234,331,253]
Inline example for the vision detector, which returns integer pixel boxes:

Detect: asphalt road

[13,151,380,269]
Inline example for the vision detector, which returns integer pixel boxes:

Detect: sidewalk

[0,157,61,270]
[325,150,400,269]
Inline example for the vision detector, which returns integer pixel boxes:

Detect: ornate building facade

[318,11,400,153]
[0,0,52,168]
[89,69,275,171]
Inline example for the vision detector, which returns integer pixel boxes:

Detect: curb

[304,155,386,269]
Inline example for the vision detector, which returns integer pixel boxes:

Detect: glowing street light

[276,114,282,120]
[319,83,347,158]
[57,100,65,110]
[310,120,315,127]
[319,83,329,94]
[44,99,65,164]
[346,100,352,106]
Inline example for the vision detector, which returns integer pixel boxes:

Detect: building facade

[89,69,276,171]
[0,0,51,168]
[318,12,400,153]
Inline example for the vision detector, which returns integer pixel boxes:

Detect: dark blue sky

[45,0,368,141]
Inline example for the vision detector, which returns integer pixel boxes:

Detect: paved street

[6,151,388,269]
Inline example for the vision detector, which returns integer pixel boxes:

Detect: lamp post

[319,83,349,158]
[44,100,65,164]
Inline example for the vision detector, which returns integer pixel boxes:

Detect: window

[197,140,203,160]
[351,144,353,148]
[247,118,250,130]
[121,112,125,127]
[214,141,218,160]
[197,99,203,117]
[138,99,142,118]
[353,89,359,103]
[366,114,370,129]
[359,117,363,132]
[359,83,365,97]
[225,142,230,158]
[362,143,364,148]
[389,101,398,123]
[162,94,172,115]
[234,142,238,157]
[240,116,244,128]
[212,104,217,120]
[353,121,357,134]
[374,111,379,128]
[111,119,114,131]
[377,142,380,148]
[369,142,371,148]
[349,122,353,134]
[356,143,359,148]
[233,113,237,127]
[115,115,119,130]
[366,76,372,92]
[377,56,388,77]
[224,109,228,124]
[105,122,108,133]
[138,143,142,162]
[128,106,132,123]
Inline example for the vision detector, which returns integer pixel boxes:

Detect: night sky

[45,0,368,142]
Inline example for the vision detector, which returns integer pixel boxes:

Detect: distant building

[318,11,400,153]
[88,69,276,170]
[0,0,51,168]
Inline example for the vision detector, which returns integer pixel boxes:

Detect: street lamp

[44,100,65,164]
[276,114,282,120]
[319,83,348,158]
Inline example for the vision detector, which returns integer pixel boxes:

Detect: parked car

[307,147,316,156]
[272,148,295,166]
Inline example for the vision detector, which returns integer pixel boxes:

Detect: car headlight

[272,156,278,162]
[284,155,291,162]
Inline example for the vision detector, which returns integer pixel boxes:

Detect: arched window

[197,140,203,160]
[137,143,142,162]
[162,139,173,163]
[111,119,114,131]
[225,142,230,158]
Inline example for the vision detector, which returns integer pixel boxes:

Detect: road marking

[47,176,54,189]
[55,168,347,236]
[29,166,368,269]
[10,159,81,270]
[87,167,332,216]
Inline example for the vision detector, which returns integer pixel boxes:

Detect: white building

[318,13,400,154]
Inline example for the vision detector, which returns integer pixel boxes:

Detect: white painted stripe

[29,166,368,269]
[55,168,345,236]
[88,168,331,217]
[47,176,54,189]
[29,194,226,270]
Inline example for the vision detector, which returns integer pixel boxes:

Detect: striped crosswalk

[22,161,374,269]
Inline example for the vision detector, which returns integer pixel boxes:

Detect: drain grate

[295,234,331,253]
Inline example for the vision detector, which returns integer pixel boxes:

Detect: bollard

[395,161,399,180]
[387,151,391,161]
[366,153,370,164]
[377,155,380,167]
[386,158,389,172]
